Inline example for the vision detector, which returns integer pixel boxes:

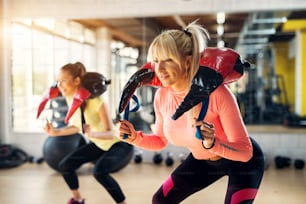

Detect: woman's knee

[93,167,108,181]
[152,191,163,204]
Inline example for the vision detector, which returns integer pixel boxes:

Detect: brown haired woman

[44,62,133,204]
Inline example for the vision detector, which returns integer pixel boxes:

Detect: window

[11,22,96,133]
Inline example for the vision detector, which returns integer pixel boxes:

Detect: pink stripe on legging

[162,176,174,197]
[231,188,258,204]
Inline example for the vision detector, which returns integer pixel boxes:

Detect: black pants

[152,138,264,204]
[58,141,134,203]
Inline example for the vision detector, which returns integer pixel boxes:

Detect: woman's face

[56,70,80,97]
[153,56,191,92]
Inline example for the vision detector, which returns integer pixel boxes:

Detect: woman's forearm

[51,126,80,136]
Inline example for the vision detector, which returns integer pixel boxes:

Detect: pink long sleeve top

[132,84,253,162]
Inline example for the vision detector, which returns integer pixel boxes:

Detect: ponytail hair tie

[183,29,192,37]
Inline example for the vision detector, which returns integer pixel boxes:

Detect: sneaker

[67,198,85,204]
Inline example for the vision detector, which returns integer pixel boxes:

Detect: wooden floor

[0,161,306,204]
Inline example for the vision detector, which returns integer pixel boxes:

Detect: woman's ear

[185,55,192,68]
[74,76,82,86]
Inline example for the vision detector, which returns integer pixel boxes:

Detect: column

[0,0,12,143]
[95,27,114,116]
[295,30,306,116]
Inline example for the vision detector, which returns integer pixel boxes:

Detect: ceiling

[74,9,306,57]
[75,13,248,48]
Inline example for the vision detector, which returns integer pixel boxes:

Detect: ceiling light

[217,40,225,48]
[217,24,224,36]
[217,12,225,24]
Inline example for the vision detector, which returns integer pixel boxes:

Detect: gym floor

[0,161,305,204]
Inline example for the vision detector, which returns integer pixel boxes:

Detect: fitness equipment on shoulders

[118,47,248,121]
[37,72,111,124]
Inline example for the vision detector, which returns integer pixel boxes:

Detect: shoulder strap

[80,104,86,133]
[195,98,209,140]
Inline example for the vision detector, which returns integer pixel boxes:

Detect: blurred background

[0,0,306,160]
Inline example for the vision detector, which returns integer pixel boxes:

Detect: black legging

[58,141,134,203]
[152,138,264,204]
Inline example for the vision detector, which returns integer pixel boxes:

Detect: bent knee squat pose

[43,62,133,204]
[118,21,264,204]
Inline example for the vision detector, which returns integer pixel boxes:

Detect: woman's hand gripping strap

[122,95,140,139]
[195,98,209,140]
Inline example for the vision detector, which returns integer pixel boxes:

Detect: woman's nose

[154,62,164,72]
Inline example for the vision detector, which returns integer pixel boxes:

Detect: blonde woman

[118,21,264,204]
